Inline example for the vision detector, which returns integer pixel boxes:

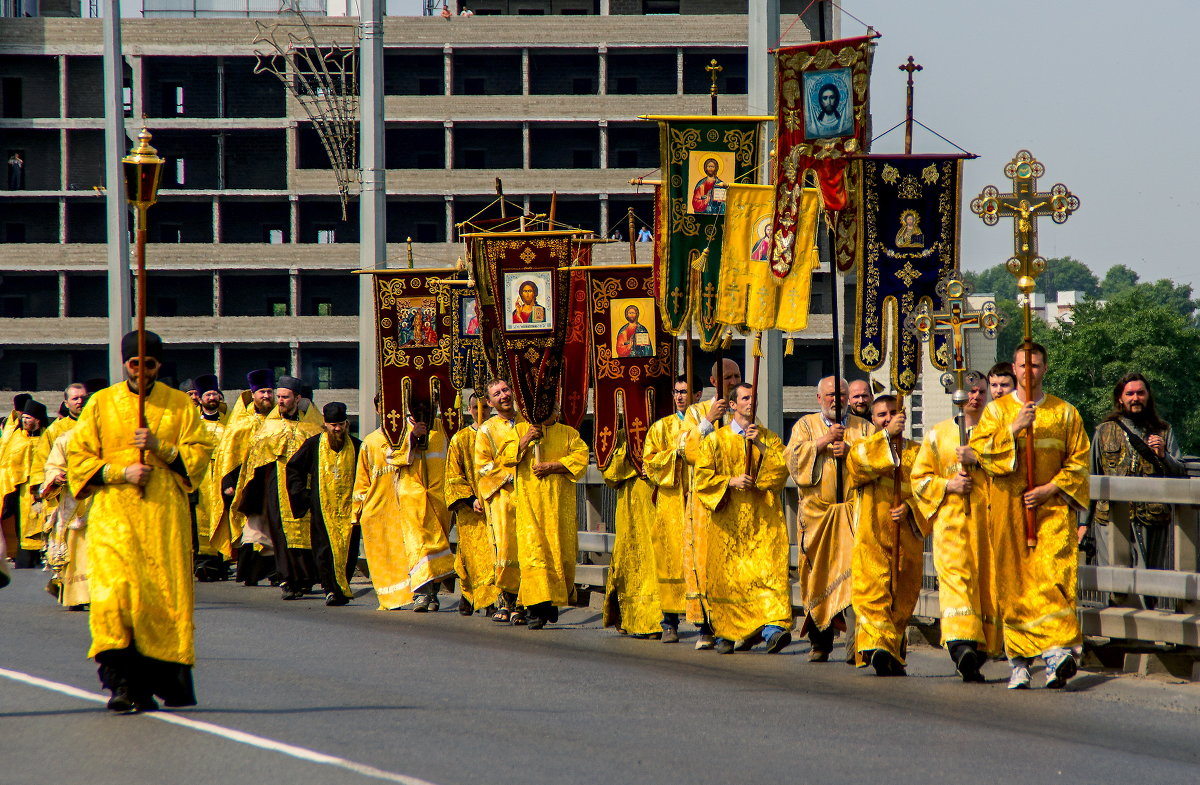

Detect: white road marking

[0,666,441,785]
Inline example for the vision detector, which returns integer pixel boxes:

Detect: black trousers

[96,645,196,707]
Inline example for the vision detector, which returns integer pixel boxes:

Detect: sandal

[510,609,528,625]
[492,608,511,623]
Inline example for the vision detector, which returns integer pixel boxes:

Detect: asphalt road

[2,569,1199,785]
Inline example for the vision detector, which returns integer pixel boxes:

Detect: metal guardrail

[575,473,1200,649]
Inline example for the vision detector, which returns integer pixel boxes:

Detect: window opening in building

[273,365,288,381]
[19,362,37,391]
[1,296,24,318]
[462,149,486,168]
[316,226,337,243]
[615,149,638,168]
[163,83,184,116]
[726,77,747,94]
[418,78,440,96]
[315,364,333,389]
[315,300,333,316]
[4,223,26,243]
[160,224,182,243]
[572,149,593,168]
[268,299,288,317]
[1,78,22,118]
[462,78,486,95]
[156,297,178,317]
[614,76,637,94]
[572,78,593,95]
[415,223,438,243]
[517,8,546,14]
[416,152,440,169]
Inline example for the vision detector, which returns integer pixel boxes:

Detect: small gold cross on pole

[706,58,723,115]
[898,56,923,155]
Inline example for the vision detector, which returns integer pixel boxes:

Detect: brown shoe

[661,627,680,644]
[808,649,830,662]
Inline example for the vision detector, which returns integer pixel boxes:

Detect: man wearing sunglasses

[66,331,214,713]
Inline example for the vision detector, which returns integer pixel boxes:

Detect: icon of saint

[691,157,727,215]
[894,210,925,249]
[615,304,652,358]
[512,280,547,325]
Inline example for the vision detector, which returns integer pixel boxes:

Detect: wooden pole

[1022,332,1037,547]
[746,331,762,474]
[549,191,557,227]
[627,207,636,263]
[135,205,149,466]
[495,178,506,218]
[890,392,904,607]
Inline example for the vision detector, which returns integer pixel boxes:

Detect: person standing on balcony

[784,376,875,662]
[845,395,927,677]
[641,375,703,644]
[692,383,792,655]
[911,373,999,683]
[1087,373,1186,585]
[969,343,1090,690]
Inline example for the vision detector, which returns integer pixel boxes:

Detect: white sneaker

[1007,662,1032,690]
[1043,650,1078,689]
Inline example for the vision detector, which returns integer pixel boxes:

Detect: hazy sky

[845,0,1200,290]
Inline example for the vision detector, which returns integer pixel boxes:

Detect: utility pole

[747,0,782,437]
[358,0,387,431]
[103,0,131,382]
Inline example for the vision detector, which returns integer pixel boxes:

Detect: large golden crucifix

[970,150,1079,546]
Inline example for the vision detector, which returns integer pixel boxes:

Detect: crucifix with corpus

[970,150,1080,546]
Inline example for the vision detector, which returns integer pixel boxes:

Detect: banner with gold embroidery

[560,240,595,429]
[466,230,587,424]
[645,115,769,349]
[855,155,967,392]
[371,269,459,447]
[716,183,821,333]
[772,35,876,276]
[447,281,493,394]
[586,264,674,472]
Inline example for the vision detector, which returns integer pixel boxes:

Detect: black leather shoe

[715,638,735,655]
[955,647,986,683]
[325,592,349,607]
[107,688,137,714]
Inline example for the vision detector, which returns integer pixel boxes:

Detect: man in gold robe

[191,374,229,582]
[970,343,1090,690]
[784,376,875,661]
[641,375,701,644]
[67,331,212,713]
[501,410,589,630]
[0,398,50,569]
[232,375,323,600]
[680,359,742,650]
[847,395,927,676]
[286,401,360,606]
[353,395,454,611]
[911,373,997,682]
[0,393,32,561]
[474,379,525,622]
[40,383,90,608]
[602,428,661,638]
[693,383,792,655]
[445,394,499,616]
[208,368,275,584]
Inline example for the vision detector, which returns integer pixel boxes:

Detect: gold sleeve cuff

[102,464,127,484]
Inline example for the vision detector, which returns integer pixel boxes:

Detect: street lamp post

[121,128,164,441]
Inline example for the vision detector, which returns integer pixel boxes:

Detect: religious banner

[646,115,768,348]
[855,155,967,392]
[772,35,876,275]
[466,230,585,424]
[715,183,821,334]
[560,240,594,429]
[371,268,459,447]
[586,264,674,472]
[447,281,491,394]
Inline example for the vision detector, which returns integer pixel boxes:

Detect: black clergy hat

[322,402,348,423]
[12,393,31,412]
[120,330,163,362]
[22,398,48,428]
[180,378,197,392]
[194,374,220,395]
[246,368,275,392]
[276,375,303,394]
[300,384,314,400]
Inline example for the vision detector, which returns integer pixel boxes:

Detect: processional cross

[970,150,1080,546]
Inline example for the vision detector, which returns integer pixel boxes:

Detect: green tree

[1100,263,1139,298]
[1039,287,1200,454]
[965,256,1098,302]
[1098,264,1198,318]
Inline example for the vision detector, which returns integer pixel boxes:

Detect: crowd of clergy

[2,329,1114,713]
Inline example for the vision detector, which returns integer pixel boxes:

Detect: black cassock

[285,433,362,598]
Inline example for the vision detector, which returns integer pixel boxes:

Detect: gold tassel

[454,390,463,413]
[752,332,763,358]
[721,329,733,350]
[785,336,795,356]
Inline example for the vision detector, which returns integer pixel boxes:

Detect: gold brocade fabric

[679,400,718,623]
[0,428,49,549]
[234,409,322,550]
[784,413,875,632]
[500,421,589,608]
[206,402,268,558]
[445,426,499,610]
[352,427,453,609]
[67,382,213,664]
[641,412,689,615]
[317,433,356,599]
[601,433,662,635]
[969,393,1090,658]
[474,415,524,594]
[40,427,91,607]
[194,414,228,558]
[693,425,791,642]
[847,433,927,666]
[911,418,1001,654]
